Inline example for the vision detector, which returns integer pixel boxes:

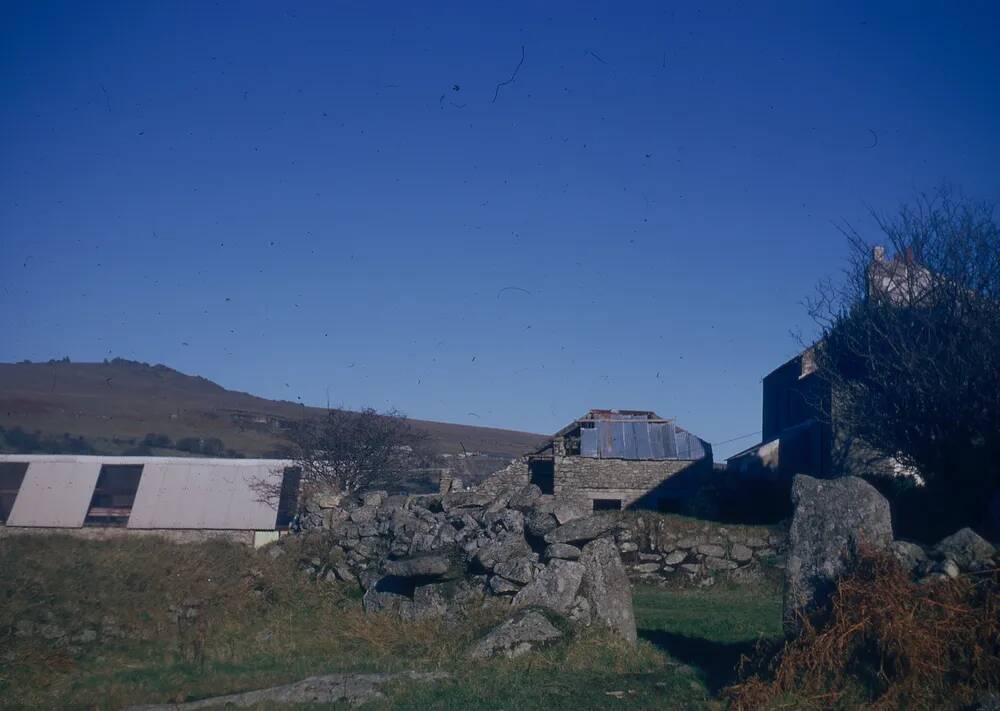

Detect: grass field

[0,535,783,710]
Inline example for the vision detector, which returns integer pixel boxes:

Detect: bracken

[726,548,1000,710]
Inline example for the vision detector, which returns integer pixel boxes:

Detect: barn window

[529,459,554,495]
[275,467,301,529]
[84,465,143,526]
[592,498,622,511]
[0,462,28,523]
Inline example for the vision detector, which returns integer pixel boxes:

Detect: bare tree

[254,406,429,511]
[289,407,429,497]
[808,186,1000,536]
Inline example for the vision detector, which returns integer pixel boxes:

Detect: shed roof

[128,460,285,530]
[0,455,293,530]
[6,459,102,527]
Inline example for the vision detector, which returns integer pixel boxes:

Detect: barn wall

[553,456,712,509]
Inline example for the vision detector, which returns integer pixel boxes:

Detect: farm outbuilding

[0,455,300,546]
[527,410,714,512]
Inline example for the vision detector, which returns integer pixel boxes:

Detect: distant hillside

[0,360,547,465]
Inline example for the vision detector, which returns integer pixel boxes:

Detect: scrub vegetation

[728,549,1000,710]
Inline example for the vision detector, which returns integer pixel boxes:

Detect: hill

[0,360,546,466]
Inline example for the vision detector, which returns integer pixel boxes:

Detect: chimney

[873,245,885,262]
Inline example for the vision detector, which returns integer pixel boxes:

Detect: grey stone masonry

[613,512,787,588]
[553,456,709,508]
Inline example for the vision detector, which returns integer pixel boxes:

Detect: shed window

[85,465,143,526]
[276,467,301,529]
[592,498,622,511]
[0,462,28,523]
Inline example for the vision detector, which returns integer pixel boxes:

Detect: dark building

[728,247,931,483]
[727,348,832,480]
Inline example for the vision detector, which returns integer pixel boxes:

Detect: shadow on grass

[639,630,757,694]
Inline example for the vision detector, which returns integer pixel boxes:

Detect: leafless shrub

[255,407,430,508]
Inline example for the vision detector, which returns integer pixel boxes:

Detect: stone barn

[526,410,713,512]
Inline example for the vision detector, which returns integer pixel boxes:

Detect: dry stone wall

[615,513,787,587]
[287,459,639,647]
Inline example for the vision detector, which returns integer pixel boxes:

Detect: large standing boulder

[578,538,637,643]
[466,609,563,659]
[784,475,893,634]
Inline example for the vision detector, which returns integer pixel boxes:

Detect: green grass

[634,585,784,645]
[0,537,783,710]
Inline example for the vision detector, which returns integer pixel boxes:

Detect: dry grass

[0,534,470,708]
[0,534,784,710]
[726,550,1000,710]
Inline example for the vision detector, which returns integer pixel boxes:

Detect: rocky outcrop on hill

[287,460,637,646]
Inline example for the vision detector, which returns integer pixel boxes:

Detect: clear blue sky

[2,1,998,459]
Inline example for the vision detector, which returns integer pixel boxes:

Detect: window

[592,498,622,511]
[84,465,143,526]
[0,462,28,523]
[529,459,554,495]
[276,467,301,529]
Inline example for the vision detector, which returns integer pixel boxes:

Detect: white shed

[0,455,299,547]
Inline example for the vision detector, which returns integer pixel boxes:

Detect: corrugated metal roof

[6,461,102,527]
[128,460,285,530]
[580,420,706,461]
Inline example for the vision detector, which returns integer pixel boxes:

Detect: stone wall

[614,513,787,587]
[0,526,256,546]
[553,456,711,509]
[288,460,641,643]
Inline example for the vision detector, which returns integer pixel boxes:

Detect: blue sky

[2,1,999,458]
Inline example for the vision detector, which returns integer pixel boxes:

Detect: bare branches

[281,407,429,502]
[809,187,1000,520]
